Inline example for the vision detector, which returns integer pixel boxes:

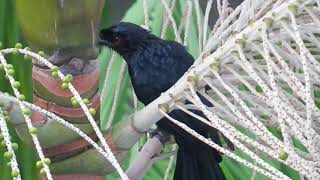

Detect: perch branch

[125,136,164,180]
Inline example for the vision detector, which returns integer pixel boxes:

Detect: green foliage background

[0,0,300,179]
[0,0,37,179]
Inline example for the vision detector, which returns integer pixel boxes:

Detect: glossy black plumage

[100,22,225,180]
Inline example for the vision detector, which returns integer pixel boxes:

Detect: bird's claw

[151,150,177,161]
[148,129,171,145]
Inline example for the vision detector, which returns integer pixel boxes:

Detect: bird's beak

[98,39,112,46]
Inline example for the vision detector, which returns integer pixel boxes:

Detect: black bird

[99,22,225,180]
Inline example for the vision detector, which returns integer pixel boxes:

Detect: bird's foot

[151,150,177,161]
[148,128,171,145]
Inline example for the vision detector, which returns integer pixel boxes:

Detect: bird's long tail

[156,97,227,180]
[173,146,225,180]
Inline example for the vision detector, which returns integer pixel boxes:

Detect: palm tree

[0,0,319,179]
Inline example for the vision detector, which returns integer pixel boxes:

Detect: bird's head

[99,22,154,58]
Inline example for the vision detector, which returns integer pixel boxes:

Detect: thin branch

[125,136,164,180]
[106,62,127,129]
[163,144,177,180]
[101,52,116,102]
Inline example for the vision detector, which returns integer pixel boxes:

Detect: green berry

[7,64,13,69]
[61,82,69,89]
[263,17,273,27]
[210,62,219,71]
[0,101,4,107]
[235,38,246,48]
[11,170,19,177]
[12,48,19,55]
[248,18,256,25]
[4,116,10,121]
[278,150,288,160]
[51,66,58,72]
[280,16,289,23]
[288,4,298,13]
[71,99,79,107]
[62,74,73,83]
[22,108,32,116]
[0,64,3,70]
[158,103,169,113]
[187,76,198,87]
[0,140,5,147]
[44,158,51,165]
[15,43,22,49]
[3,111,8,116]
[62,77,71,83]
[18,94,26,101]
[4,151,13,159]
[24,47,30,51]
[36,161,43,168]
[13,81,20,88]
[38,51,45,57]
[8,69,15,76]
[66,74,73,81]
[24,55,30,60]
[39,168,46,175]
[51,71,58,78]
[89,108,96,116]
[29,127,38,134]
[12,143,18,150]
[83,99,89,105]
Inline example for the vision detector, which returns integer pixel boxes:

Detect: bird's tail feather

[173,147,225,180]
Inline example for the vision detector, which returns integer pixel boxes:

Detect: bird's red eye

[113,35,121,45]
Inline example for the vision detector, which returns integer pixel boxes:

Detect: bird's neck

[120,44,143,61]
[120,35,159,60]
